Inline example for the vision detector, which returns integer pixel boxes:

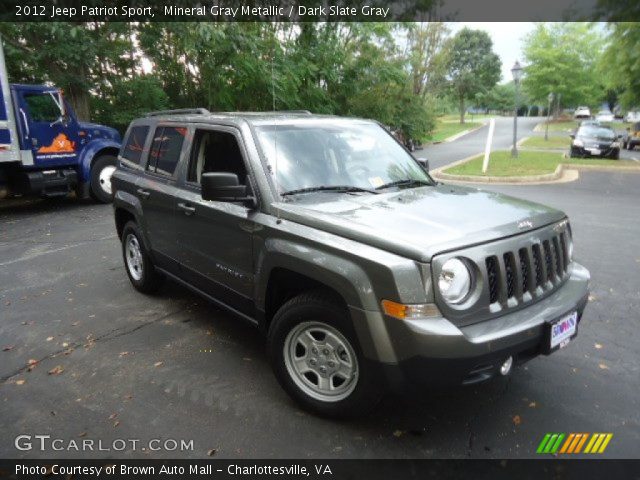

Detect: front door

[175,127,255,316]
[18,89,79,168]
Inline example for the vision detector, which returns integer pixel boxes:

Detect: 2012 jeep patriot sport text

[112,110,590,417]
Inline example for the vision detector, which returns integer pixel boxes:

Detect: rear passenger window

[121,125,149,164]
[147,126,186,176]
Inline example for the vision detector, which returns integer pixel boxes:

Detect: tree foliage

[0,22,445,140]
[601,22,640,108]
[521,23,603,111]
[445,28,501,123]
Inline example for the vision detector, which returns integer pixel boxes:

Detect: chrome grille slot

[503,252,516,299]
[486,256,499,304]
[518,248,530,294]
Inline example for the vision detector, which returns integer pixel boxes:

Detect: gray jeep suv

[112,109,590,417]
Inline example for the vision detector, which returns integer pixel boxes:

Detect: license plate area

[543,311,578,354]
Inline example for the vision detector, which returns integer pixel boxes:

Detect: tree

[522,23,603,115]
[404,22,450,98]
[445,28,501,124]
[601,22,640,109]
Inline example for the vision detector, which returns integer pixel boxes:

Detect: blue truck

[0,39,121,202]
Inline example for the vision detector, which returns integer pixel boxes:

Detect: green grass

[520,136,571,149]
[443,150,638,177]
[440,113,497,123]
[428,119,481,142]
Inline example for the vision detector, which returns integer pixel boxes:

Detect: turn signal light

[381,300,440,320]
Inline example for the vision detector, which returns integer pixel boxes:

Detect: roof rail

[145,108,210,117]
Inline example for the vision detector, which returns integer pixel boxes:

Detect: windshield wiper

[375,179,433,191]
[281,185,379,197]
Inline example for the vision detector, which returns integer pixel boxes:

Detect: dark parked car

[112,109,589,417]
[569,125,621,159]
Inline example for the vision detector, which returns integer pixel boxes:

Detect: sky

[454,22,536,83]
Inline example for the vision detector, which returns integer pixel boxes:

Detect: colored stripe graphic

[538,433,612,454]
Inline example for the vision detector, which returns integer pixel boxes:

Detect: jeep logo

[517,220,533,229]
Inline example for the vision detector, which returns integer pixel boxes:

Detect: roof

[134,109,374,127]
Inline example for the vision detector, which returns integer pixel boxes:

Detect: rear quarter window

[121,125,149,165]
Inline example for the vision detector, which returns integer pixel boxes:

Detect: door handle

[177,202,196,215]
[137,188,151,199]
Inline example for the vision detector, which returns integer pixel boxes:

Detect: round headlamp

[438,258,472,305]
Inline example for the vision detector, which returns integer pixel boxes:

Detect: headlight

[573,139,584,147]
[438,258,472,304]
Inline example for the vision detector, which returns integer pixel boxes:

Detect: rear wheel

[121,221,164,294]
[267,290,381,418]
[90,155,117,203]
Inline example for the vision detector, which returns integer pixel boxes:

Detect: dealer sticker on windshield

[550,311,578,349]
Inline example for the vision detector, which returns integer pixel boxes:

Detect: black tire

[610,150,620,160]
[90,155,117,203]
[267,290,381,418]
[121,221,164,294]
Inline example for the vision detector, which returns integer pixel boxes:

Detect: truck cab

[0,40,121,202]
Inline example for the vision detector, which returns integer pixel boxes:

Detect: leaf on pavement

[27,359,39,371]
[2,345,15,352]
[594,343,603,349]
[113,421,120,427]
[109,413,118,420]
[154,361,163,368]
[598,363,609,370]
[78,432,87,437]
[528,402,537,408]
[512,415,522,426]
[48,365,64,375]
[393,430,404,438]
[15,379,25,385]
[588,294,596,302]
[207,449,217,456]
[119,352,129,358]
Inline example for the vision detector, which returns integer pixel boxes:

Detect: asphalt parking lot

[1,150,639,459]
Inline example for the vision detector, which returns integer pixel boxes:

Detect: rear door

[136,124,189,274]
[0,40,20,164]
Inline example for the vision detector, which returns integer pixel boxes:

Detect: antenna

[272,34,281,224]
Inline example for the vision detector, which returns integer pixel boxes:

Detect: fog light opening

[500,356,513,376]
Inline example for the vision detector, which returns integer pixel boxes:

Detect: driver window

[24,93,62,123]
[187,130,247,185]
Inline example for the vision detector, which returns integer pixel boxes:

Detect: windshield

[254,121,432,195]
[577,126,615,139]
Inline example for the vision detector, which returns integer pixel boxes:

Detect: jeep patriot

[112,109,590,417]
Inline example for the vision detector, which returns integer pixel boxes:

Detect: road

[0,119,639,460]
[418,116,640,168]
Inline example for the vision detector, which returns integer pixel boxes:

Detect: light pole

[511,60,523,158]
[545,92,553,141]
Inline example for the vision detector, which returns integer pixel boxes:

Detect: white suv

[574,106,591,119]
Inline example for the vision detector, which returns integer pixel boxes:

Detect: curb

[432,161,640,185]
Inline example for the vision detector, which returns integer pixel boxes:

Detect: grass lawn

[428,119,481,142]
[520,136,571,149]
[442,150,638,177]
[440,113,497,123]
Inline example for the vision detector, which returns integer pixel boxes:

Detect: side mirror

[416,157,429,171]
[201,172,254,207]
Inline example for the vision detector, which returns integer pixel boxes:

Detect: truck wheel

[267,290,381,418]
[121,221,164,294]
[90,155,117,203]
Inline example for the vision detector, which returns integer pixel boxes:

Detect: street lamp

[511,60,523,158]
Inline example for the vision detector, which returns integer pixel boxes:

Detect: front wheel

[267,290,381,418]
[90,155,117,203]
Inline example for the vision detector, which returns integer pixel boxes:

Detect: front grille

[485,230,570,305]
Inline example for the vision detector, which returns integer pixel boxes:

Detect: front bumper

[570,145,618,158]
[350,262,590,391]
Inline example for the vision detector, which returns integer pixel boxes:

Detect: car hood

[275,184,565,262]
[78,122,121,142]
